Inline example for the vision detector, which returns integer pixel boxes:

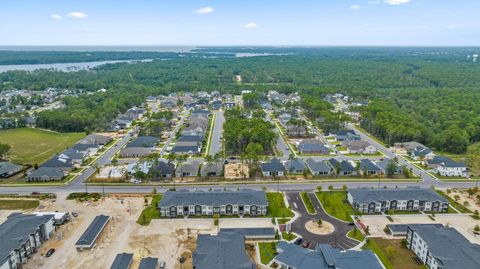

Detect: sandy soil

[359,214,480,244]
[445,188,480,213]
[305,220,334,235]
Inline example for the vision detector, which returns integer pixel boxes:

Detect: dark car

[72,212,79,217]
[294,238,303,245]
[301,241,310,248]
[45,248,55,257]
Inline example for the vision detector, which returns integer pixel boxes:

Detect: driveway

[286,192,359,250]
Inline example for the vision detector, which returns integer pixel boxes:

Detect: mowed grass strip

[267,192,294,218]
[258,242,278,265]
[300,192,316,214]
[316,191,355,222]
[0,199,40,210]
[137,195,163,225]
[0,128,85,165]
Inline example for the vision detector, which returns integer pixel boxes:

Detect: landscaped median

[300,192,316,214]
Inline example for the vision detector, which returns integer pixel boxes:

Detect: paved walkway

[286,192,359,250]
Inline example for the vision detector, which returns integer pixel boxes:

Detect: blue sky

[0,0,478,46]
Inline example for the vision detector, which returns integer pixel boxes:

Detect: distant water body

[0,45,194,52]
[0,59,153,73]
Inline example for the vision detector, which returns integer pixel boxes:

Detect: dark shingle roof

[159,190,268,207]
[260,158,285,173]
[75,215,110,248]
[171,145,200,153]
[359,159,382,172]
[285,158,306,172]
[306,158,332,173]
[348,187,447,204]
[0,162,22,175]
[177,135,204,142]
[110,253,134,269]
[126,136,159,148]
[193,231,255,269]
[328,158,356,172]
[138,257,158,269]
[298,140,329,153]
[219,228,275,239]
[28,167,64,178]
[42,157,73,168]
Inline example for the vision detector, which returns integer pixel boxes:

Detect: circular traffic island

[305,220,335,235]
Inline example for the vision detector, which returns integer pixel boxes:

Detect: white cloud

[243,22,259,29]
[368,0,381,4]
[66,12,87,19]
[384,0,411,5]
[50,14,62,20]
[194,7,214,15]
[350,5,361,10]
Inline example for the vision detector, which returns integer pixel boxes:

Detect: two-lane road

[209,110,225,156]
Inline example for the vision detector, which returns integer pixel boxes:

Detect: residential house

[347,187,449,213]
[80,134,112,146]
[210,100,222,110]
[284,158,306,175]
[127,161,151,175]
[171,145,201,155]
[0,213,55,269]
[175,160,200,177]
[358,159,382,176]
[435,158,469,177]
[0,162,22,178]
[375,159,402,175]
[327,159,357,176]
[42,156,74,173]
[27,167,65,182]
[410,146,435,161]
[333,130,361,141]
[126,136,159,148]
[149,161,175,180]
[260,158,285,177]
[126,106,146,120]
[285,124,308,137]
[406,225,480,269]
[58,149,85,166]
[71,143,100,156]
[341,140,377,154]
[200,160,224,177]
[306,158,333,176]
[146,96,157,102]
[274,242,382,269]
[158,189,268,217]
[192,231,255,269]
[298,140,330,155]
[278,113,292,126]
[392,141,425,154]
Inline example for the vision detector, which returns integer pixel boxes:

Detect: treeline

[223,108,276,155]
[301,95,350,134]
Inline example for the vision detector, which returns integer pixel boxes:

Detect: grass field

[258,242,278,265]
[267,192,294,218]
[316,191,355,222]
[300,192,316,214]
[137,195,163,225]
[347,228,365,241]
[363,238,425,269]
[0,199,39,210]
[282,231,297,241]
[0,128,85,165]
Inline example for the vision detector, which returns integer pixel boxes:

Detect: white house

[433,158,469,177]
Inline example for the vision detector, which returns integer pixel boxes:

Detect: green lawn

[0,199,39,210]
[258,242,278,265]
[282,231,297,241]
[137,195,163,225]
[347,228,365,241]
[277,218,291,224]
[267,192,294,218]
[435,190,472,213]
[300,192,316,214]
[0,128,85,165]
[363,238,425,269]
[315,191,355,222]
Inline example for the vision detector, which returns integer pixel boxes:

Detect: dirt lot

[444,188,480,213]
[25,195,203,269]
[359,214,480,244]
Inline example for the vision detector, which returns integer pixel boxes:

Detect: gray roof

[150,161,174,175]
[342,140,372,151]
[428,156,467,168]
[80,134,112,145]
[306,158,332,173]
[411,146,433,157]
[159,189,268,207]
[60,149,85,160]
[298,140,329,153]
[42,156,73,168]
[28,167,64,178]
[193,231,255,269]
[387,223,443,235]
[0,213,54,265]
[219,228,275,239]
[71,143,99,152]
[177,135,204,142]
[348,187,448,204]
[328,158,356,172]
[375,159,401,174]
[138,257,158,269]
[0,162,22,175]
[171,145,200,154]
[110,253,133,269]
[409,225,480,269]
[260,158,285,173]
[285,158,306,172]
[200,160,224,176]
[75,215,110,247]
[126,136,159,148]
[175,160,200,176]
[275,242,382,269]
[359,159,382,172]
[120,147,152,157]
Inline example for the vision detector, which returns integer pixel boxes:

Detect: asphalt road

[286,192,358,250]
[159,110,187,156]
[209,110,225,156]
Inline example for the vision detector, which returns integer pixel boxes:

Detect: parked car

[159,261,166,269]
[72,212,79,217]
[45,248,55,257]
[294,238,303,245]
[301,241,310,248]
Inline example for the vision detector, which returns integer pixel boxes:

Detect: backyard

[316,191,355,222]
[0,128,85,165]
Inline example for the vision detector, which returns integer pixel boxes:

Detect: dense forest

[1,47,480,153]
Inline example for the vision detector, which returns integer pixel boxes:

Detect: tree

[317,186,323,192]
[245,142,263,165]
[475,225,480,232]
[0,143,11,160]
[166,152,177,164]
[454,195,460,202]
[342,185,347,191]
[386,160,397,176]
[317,218,323,227]
[328,185,334,191]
